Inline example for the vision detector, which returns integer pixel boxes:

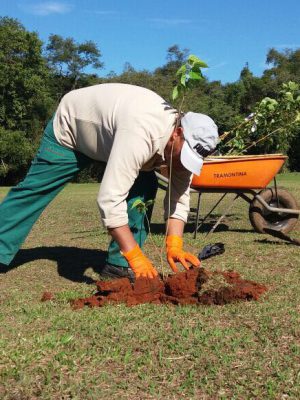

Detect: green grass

[0,173,299,399]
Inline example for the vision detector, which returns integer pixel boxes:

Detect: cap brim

[180,141,204,176]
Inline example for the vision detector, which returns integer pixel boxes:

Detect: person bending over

[0,83,219,280]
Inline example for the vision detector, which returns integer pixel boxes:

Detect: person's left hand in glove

[166,235,200,273]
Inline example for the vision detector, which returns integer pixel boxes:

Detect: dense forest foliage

[0,17,299,185]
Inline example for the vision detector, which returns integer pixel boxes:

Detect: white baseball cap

[180,112,219,176]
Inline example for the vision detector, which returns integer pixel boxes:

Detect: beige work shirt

[53,83,192,228]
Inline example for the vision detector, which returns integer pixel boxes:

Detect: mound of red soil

[71,268,267,309]
[41,291,54,302]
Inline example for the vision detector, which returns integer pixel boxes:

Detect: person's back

[53,83,177,162]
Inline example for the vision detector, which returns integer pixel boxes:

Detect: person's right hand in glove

[122,244,158,279]
[166,235,200,273]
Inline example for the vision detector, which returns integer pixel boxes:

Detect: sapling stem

[160,141,174,279]
[160,54,207,276]
[143,213,164,271]
[236,126,284,154]
[132,199,163,271]
[176,95,186,123]
[216,118,253,148]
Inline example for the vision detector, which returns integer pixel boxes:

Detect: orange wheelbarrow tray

[156,154,300,238]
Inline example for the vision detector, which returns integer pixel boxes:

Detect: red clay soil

[71,268,267,309]
[41,291,54,302]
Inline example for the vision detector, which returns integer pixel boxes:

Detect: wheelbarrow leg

[193,192,202,239]
[194,193,228,239]
[273,176,280,208]
[205,194,240,238]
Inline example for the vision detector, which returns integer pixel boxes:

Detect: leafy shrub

[0,128,35,185]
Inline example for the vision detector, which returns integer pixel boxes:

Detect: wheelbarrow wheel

[249,188,299,234]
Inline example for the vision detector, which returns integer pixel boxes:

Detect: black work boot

[99,264,135,283]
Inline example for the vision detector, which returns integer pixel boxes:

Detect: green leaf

[191,64,204,73]
[172,85,179,101]
[188,54,208,68]
[287,81,298,91]
[284,92,294,102]
[180,73,187,86]
[188,71,202,80]
[131,199,145,210]
[145,199,155,208]
[176,64,187,76]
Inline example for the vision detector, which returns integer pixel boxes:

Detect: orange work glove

[122,244,158,279]
[166,235,201,273]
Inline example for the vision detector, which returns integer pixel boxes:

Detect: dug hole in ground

[52,267,268,309]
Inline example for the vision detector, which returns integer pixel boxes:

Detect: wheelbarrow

[155,154,300,239]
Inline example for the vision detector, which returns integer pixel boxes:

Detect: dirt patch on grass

[41,291,54,302]
[71,268,267,309]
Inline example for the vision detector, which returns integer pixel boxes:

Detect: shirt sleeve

[163,168,192,223]
[97,129,153,228]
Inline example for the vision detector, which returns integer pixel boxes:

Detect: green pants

[106,171,158,267]
[0,119,158,267]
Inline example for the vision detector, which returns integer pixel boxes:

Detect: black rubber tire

[249,188,299,234]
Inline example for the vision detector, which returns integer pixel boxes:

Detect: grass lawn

[0,173,299,399]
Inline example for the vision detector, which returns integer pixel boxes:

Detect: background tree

[0,128,34,185]
[238,64,266,114]
[0,17,53,136]
[154,44,189,78]
[45,34,103,98]
[264,48,300,85]
[1,17,300,185]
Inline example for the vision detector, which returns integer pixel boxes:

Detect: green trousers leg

[0,119,91,265]
[106,171,158,268]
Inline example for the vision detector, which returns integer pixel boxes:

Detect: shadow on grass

[150,222,252,234]
[255,238,297,247]
[0,246,108,284]
[150,222,231,234]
